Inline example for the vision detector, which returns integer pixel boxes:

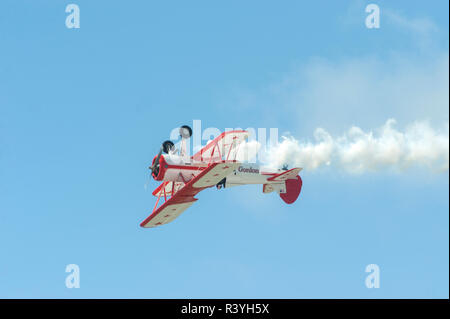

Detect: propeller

[282,164,289,171]
[150,146,163,178]
[149,140,174,179]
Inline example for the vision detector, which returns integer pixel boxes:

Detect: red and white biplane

[141,125,303,228]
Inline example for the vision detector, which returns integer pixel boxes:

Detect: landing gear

[162,140,175,154]
[216,178,226,189]
[179,125,192,139]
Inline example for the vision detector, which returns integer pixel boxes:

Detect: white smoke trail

[265,119,449,173]
[235,140,261,163]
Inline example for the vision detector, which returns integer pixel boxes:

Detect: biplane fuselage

[141,129,303,228]
[152,153,296,187]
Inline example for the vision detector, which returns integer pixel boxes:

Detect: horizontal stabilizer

[267,168,302,182]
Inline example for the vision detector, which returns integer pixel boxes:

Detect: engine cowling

[150,154,168,181]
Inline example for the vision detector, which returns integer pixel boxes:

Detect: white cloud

[222,6,449,175]
[270,52,449,136]
[384,9,439,49]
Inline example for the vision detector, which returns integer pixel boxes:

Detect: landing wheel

[162,140,175,154]
[179,125,192,139]
[216,178,226,189]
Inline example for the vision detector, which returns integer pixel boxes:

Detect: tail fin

[279,175,302,204]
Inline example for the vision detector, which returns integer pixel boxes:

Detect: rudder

[279,175,302,204]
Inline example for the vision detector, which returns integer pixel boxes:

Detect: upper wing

[192,130,249,162]
[141,161,240,228]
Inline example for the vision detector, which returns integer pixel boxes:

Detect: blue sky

[0,0,448,298]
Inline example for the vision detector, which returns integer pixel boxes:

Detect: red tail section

[280,175,302,204]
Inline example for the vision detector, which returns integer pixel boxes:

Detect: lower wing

[141,161,240,228]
